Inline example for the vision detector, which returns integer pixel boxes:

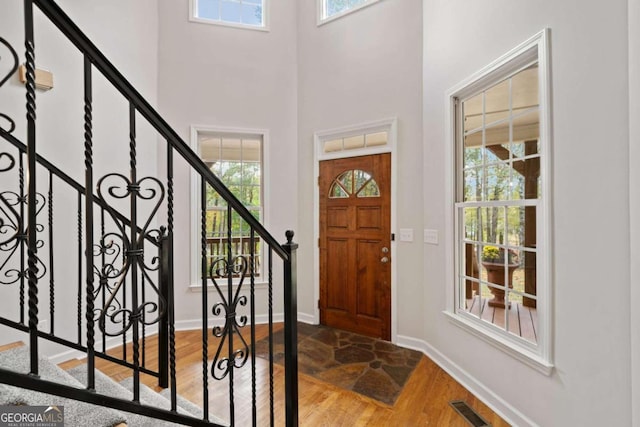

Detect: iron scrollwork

[209,255,250,380]
[0,183,47,286]
[0,37,19,134]
[96,173,166,337]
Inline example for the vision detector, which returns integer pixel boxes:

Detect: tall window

[192,129,264,285]
[191,0,267,30]
[318,0,381,24]
[450,31,552,372]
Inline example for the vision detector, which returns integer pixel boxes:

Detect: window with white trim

[191,0,267,29]
[191,129,264,286]
[451,31,552,371]
[318,0,381,24]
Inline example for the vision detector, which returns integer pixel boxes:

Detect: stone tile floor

[255,323,422,405]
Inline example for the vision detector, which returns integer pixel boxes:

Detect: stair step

[67,365,192,426]
[1,345,227,426]
[67,366,226,426]
[0,345,128,427]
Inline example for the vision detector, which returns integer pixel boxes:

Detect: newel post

[283,230,298,427]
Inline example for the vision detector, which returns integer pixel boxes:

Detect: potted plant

[481,245,519,308]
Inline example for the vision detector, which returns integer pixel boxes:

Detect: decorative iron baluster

[83,54,95,390]
[100,207,106,353]
[24,0,40,376]
[19,154,25,324]
[47,171,54,334]
[168,145,177,410]
[250,229,257,426]
[268,247,274,427]
[122,274,127,361]
[77,193,82,344]
[129,103,141,402]
[141,270,146,368]
[207,211,250,426]
[226,204,234,427]
[200,177,209,421]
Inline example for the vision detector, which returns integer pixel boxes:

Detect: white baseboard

[48,313,288,363]
[48,326,157,365]
[174,313,285,331]
[297,312,316,325]
[396,334,537,427]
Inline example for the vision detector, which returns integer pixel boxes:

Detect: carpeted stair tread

[0,346,127,427]
[120,378,226,426]
[67,365,193,426]
[158,389,204,419]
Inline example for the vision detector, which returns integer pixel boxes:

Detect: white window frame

[444,29,554,375]
[317,0,382,26]
[189,0,270,32]
[189,125,270,292]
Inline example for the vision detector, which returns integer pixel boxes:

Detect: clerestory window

[318,0,382,25]
[190,0,268,30]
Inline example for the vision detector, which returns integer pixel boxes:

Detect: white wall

[156,0,298,325]
[296,0,424,337]
[423,0,631,425]
[0,0,159,354]
[629,0,640,425]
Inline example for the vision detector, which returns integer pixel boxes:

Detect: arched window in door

[329,170,380,199]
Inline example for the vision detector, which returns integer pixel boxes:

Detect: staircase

[0,343,226,426]
[0,1,299,426]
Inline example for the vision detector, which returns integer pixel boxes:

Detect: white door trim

[313,117,398,342]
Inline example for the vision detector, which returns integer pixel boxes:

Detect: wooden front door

[319,153,391,340]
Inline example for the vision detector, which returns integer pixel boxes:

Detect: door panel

[326,238,349,311]
[319,153,391,340]
[356,239,381,318]
[356,206,382,230]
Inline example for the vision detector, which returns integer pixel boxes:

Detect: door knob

[381,256,389,263]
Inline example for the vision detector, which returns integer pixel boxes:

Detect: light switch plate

[399,228,414,242]
[424,229,438,245]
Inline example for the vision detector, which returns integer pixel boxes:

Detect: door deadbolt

[382,247,389,253]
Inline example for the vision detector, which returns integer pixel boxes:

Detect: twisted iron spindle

[77,193,82,345]
[83,54,95,390]
[25,0,40,376]
[200,177,209,421]
[167,145,177,410]
[48,172,54,334]
[19,155,25,325]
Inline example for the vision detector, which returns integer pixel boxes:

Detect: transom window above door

[318,0,382,25]
[190,0,268,30]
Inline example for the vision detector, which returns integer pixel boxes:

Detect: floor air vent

[449,400,491,427]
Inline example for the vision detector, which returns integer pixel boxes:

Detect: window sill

[189,281,269,293]
[317,0,382,26]
[443,310,554,376]
[188,16,269,32]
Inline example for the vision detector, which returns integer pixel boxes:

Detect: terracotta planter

[482,261,518,308]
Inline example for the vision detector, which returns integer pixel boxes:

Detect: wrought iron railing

[0,1,298,426]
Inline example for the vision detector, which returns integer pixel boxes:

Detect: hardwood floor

[60,325,509,426]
